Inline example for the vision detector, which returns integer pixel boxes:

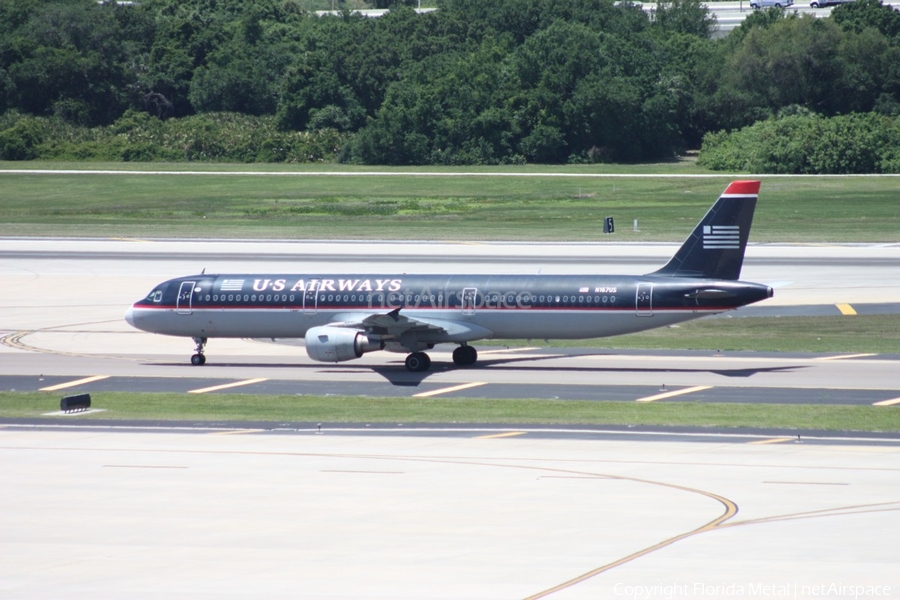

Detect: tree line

[1,0,899,170]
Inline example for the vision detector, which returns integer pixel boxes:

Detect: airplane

[125,180,773,372]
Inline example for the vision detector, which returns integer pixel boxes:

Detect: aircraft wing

[328,308,493,343]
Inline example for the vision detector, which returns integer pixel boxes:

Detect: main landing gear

[404,352,431,372]
[190,337,207,366]
[403,345,479,372]
[452,345,477,367]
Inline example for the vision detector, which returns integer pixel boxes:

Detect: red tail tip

[724,180,760,195]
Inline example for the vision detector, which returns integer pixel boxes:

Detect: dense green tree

[832,0,900,40]
[2,1,146,125]
[718,16,845,118]
[651,0,716,38]
[2,0,899,166]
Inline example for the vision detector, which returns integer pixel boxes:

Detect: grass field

[1,392,898,432]
[2,162,899,241]
[503,315,900,354]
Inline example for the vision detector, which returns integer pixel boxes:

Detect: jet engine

[305,326,383,363]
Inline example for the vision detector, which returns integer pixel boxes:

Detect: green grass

[1,162,899,241]
[498,315,900,354]
[1,392,898,432]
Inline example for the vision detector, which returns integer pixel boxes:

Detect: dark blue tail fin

[650,181,759,280]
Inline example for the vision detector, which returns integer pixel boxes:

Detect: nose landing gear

[191,337,207,366]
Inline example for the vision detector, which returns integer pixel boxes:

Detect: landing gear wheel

[452,345,478,366]
[191,337,207,366]
[405,352,431,372]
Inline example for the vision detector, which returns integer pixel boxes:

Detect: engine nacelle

[305,326,383,363]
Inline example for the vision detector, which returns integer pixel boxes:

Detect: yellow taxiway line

[413,382,487,398]
[475,431,527,439]
[40,375,110,392]
[635,385,712,403]
[836,303,857,316]
[873,397,900,407]
[817,353,877,361]
[749,437,794,445]
[188,378,268,394]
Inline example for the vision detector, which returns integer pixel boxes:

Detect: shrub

[0,112,348,163]
[698,112,900,174]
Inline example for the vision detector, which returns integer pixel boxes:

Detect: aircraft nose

[124,306,136,328]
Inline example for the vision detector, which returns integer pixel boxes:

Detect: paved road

[2,428,899,599]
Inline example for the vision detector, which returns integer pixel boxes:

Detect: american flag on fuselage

[220,279,245,291]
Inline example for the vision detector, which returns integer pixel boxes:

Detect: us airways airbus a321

[125,181,773,372]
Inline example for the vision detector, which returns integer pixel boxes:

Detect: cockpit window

[147,290,163,303]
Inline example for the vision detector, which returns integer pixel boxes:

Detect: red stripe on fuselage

[131,304,733,313]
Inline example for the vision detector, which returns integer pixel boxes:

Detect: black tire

[465,346,478,365]
[452,345,478,366]
[191,353,205,366]
[452,346,467,366]
[405,352,431,372]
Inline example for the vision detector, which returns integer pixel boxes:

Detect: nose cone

[124,306,136,328]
